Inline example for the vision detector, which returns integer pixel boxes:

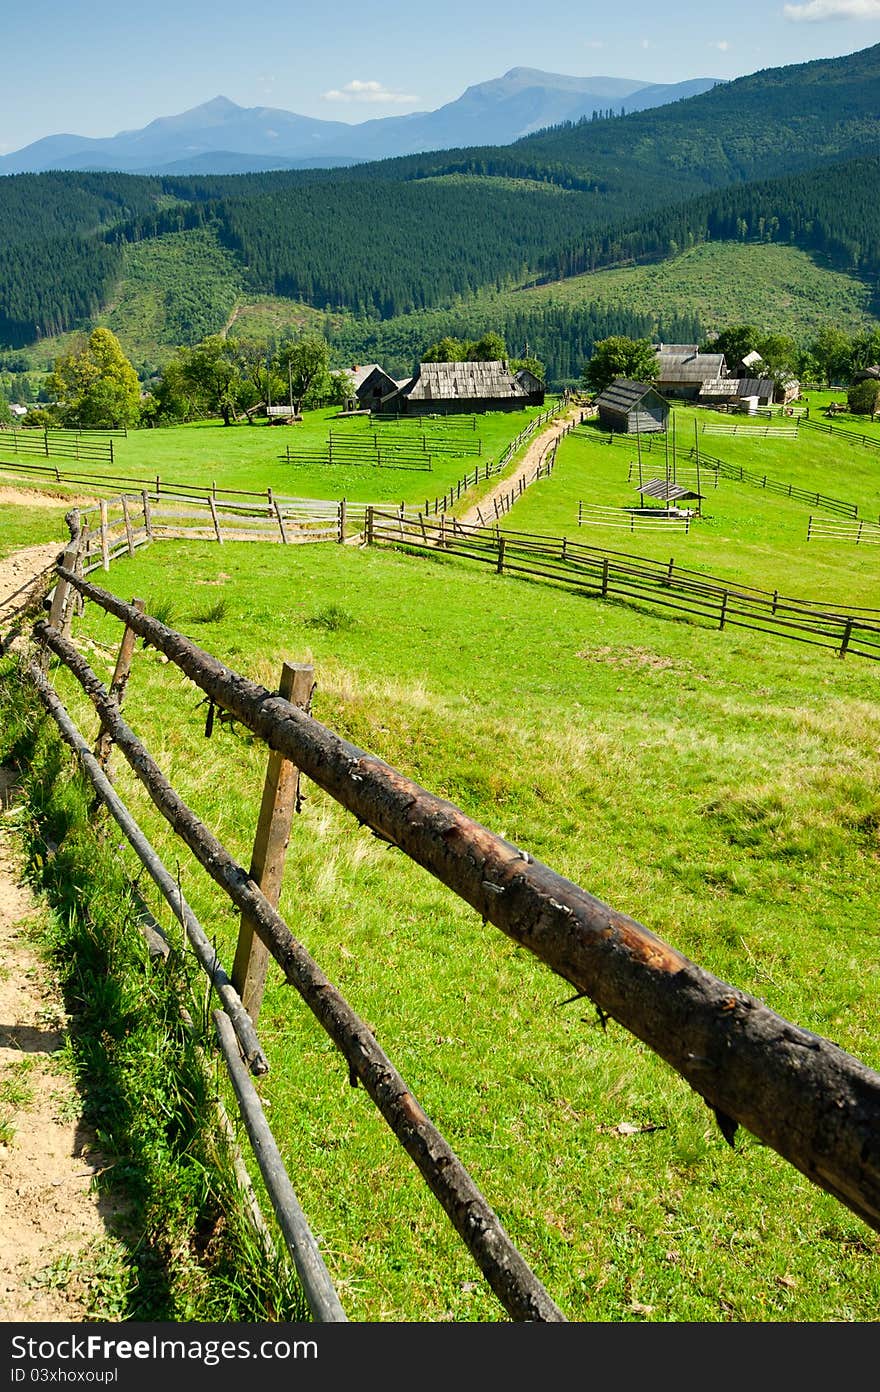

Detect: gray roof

[346,363,383,390]
[403,361,535,402]
[636,478,702,501]
[655,350,726,383]
[736,377,777,398]
[594,379,667,413]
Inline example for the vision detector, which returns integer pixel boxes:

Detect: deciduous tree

[48,327,141,428]
[582,336,658,394]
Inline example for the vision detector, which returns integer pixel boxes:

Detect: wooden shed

[654,347,727,400]
[594,379,669,434]
[384,360,545,416]
[351,365,406,413]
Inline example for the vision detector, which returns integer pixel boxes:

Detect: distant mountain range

[0,69,721,175]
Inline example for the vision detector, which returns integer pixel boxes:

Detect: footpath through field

[456,404,581,528]
[0,541,126,1320]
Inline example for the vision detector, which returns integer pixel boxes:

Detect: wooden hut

[383,361,545,416]
[654,347,727,400]
[594,379,669,434]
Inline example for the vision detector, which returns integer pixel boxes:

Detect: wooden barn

[348,364,404,412]
[594,379,669,434]
[382,360,545,416]
[654,346,727,400]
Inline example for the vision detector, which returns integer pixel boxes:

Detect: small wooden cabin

[594,379,669,434]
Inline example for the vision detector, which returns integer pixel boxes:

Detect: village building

[349,364,405,413]
[594,379,670,434]
[653,345,729,400]
[377,360,545,416]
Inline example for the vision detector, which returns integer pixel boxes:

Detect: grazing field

[482,411,880,607]
[0,406,554,509]
[36,408,880,1318]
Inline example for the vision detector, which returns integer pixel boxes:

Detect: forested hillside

[0,44,878,357]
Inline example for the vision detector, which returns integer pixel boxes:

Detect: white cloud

[709,39,731,50]
[784,0,880,19]
[640,37,651,48]
[322,79,419,104]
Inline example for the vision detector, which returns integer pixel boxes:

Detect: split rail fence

[366,510,880,663]
[74,490,383,569]
[0,427,116,465]
[807,515,880,545]
[11,514,880,1323]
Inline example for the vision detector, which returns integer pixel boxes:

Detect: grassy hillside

[506,242,878,338]
[33,427,879,1320]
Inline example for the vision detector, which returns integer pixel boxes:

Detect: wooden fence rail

[38,569,880,1243]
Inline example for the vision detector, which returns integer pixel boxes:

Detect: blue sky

[2,0,879,152]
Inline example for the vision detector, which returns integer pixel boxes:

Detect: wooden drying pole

[40,577,880,1237]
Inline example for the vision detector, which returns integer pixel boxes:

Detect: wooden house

[349,364,404,413]
[382,360,545,416]
[594,379,669,434]
[654,346,727,400]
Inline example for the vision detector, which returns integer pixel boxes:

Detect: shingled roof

[403,361,534,402]
[656,349,726,383]
[593,379,662,412]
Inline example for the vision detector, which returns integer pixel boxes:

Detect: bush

[847,379,880,416]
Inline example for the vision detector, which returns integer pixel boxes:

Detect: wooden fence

[799,416,880,452]
[807,515,880,545]
[366,510,880,663]
[17,533,880,1323]
[594,431,860,518]
[702,423,798,439]
[421,404,569,517]
[577,502,691,533]
[74,491,383,569]
[0,427,115,465]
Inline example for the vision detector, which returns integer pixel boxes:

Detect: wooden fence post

[601,557,609,597]
[366,506,374,545]
[208,496,223,544]
[94,598,146,771]
[100,500,110,571]
[719,591,729,630]
[838,619,853,660]
[141,491,153,542]
[273,499,288,544]
[232,661,315,1024]
[497,536,506,575]
[337,498,347,543]
[41,540,81,669]
[120,495,135,557]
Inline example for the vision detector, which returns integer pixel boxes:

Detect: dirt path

[0,543,123,1321]
[456,406,579,529]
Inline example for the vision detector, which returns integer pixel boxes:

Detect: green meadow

[0,405,554,509]
[485,409,880,606]
[23,399,878,1323]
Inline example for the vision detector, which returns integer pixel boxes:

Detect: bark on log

[32,616,566,1323]
[44,576,880,1236]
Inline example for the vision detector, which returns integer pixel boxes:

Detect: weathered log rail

[27,598,566,1323]
[36,569,880,1239]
